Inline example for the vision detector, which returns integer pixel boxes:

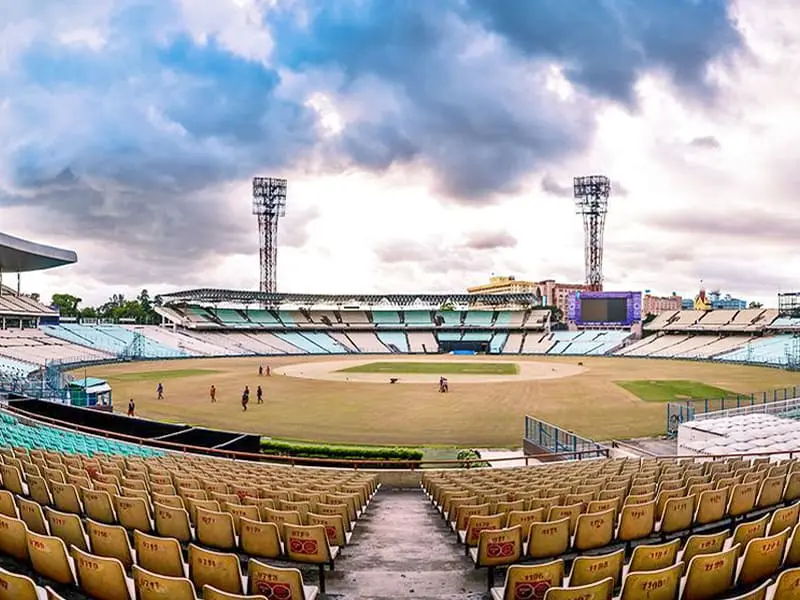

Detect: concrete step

[325,487,488,599]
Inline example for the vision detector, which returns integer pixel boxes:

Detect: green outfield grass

[110,369,221,382]
[337,361,519,375]
[617,380,736,402]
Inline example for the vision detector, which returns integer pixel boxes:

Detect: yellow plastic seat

[72,546,134,600]
[196,507,237,550]
[153,502,193,543]
[679,530,729,567]
[82,488,117,524]
[188,544,245,596]
[0,565,46,600]
[730,515,770,550]
[134,529,187,578]
[736,528,790,587]
[543,576,614,600]
[26,530,76,586]
[307,512,351,547]
[573,509,615,552]
[617,500,656,544]
[247,559,320,600]
[460,513,505,548]
[527,518,570,560]
[490,559,564,600]
[768,502,800,535]
[239,518,283,560]
[566,548,624,589]
[86,519,134,570]
[283,523,339,593]
[623,539,680,576]
[680,544,740,599]
[0,513,29,561]
[49,481,83,515]
[17,496,49,535]
[132,565,198,600]
[615,562,683,600]
[113,495,152,532]
[45,507,89,552]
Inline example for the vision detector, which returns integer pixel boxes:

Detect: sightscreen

[579,298,628,323]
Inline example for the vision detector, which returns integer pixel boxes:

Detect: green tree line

[49,290,161,324]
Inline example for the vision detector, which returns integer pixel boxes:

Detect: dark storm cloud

[2,0,745,288]
[464,230,517,251]
[690,135,722,150]
[465,0,743,105]
[271,0,743,201]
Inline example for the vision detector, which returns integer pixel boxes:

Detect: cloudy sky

[1,0,797,307]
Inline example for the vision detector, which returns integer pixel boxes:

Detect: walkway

[325,487,488,599]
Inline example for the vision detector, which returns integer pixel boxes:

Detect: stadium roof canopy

[157,288,542,307]
[0,232,77,272]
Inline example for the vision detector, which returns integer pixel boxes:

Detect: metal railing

[524,415,607,460]
[693,396,800,422]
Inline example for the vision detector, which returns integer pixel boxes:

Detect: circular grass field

[80,355,800,448]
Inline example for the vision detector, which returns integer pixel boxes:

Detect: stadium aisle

[326,488,486,600]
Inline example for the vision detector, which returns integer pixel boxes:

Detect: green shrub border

[260,439,423,463]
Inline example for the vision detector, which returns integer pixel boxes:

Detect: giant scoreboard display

[567,291,642,326]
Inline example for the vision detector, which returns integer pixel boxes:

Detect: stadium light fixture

[252,177,287,294]
[573,175,611,291]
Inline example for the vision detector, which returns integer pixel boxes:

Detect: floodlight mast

[573,175,611,291]
[252,177,287,294]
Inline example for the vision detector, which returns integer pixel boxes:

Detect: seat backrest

[86,519,134,569]
[681,530,730,565]
[694,488,729,525]
[45,507,88,552]
[683,544,740,600]
[26,530,75,585]
[153,503,192,543]
[732,515,769,549]
[465,513,505,547]
[307,512,347,548]
[548,503,584,536]
[248,559,309,600]
[475,525,523,568]
[728,482,759,517]
[17,496,48,535]
[203,586,267,600]
[263,508,303,540]
[628,538,680,573]
[568,548,624,588]
[0,464,24,495]
[71,546,132,600]
[618,500,656,542]
[196,507,236,550]
[188,544,244,595]
[660,495,695,534]
[283,523,333,564]
[501,560,564,600]
[528,517,570,559]
[757,475,786,508]
[618,561,683,600]
[81,489,116,524]
[133,529,186,578]
[770,566,800,600]
[769,502,800,536]
[0,565,41,600]
[738,528,791,587]
[455,503,490,532]
[573,509,615,551]
[50,481,82,514]
[222,502,259,535]
[542,576,614,600]
[132,564,197,600]
[0,513,29,561]
[113,495,151,531]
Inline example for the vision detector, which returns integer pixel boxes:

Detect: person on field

[157,383,164,400]
[266,365,271,376]
[258,365,263,376]
[210,385,216,403]
[127,398,135,417]
[242,386,250,411]
[256,385,263,404]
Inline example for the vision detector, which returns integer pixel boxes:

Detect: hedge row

[260,439,423,463]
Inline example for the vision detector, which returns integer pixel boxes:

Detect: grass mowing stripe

[616,379,735,403]
[109,369,222,382]
[337,361,518,375]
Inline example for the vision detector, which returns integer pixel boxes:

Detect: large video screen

[580,298,628,323]
[567,291,642,326]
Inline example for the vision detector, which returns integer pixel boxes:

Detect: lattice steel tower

[573,175,611,291]
[252,177,287,294]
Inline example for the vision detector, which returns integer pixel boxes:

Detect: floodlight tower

[573,175,611,291]
[252,177,287,294]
